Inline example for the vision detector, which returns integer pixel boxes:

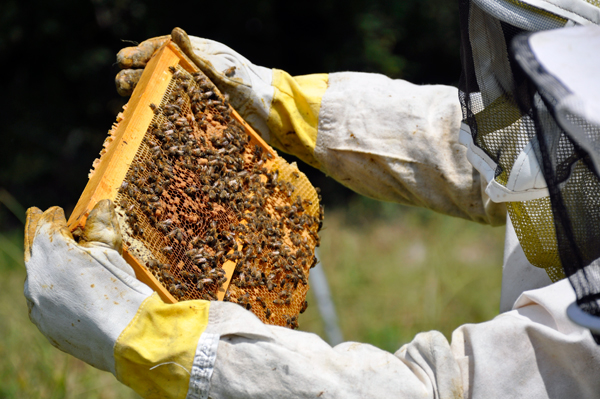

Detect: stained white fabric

[505,141,548,196]
[459,125,550,202]
[458,124,497,192]
[206,301,463,399]
[455,279,600,398]
[199,279,600,398]
[24,211,153,374]
[187,69,600,398]
[315,72,506,226]
[188,37,274,142]
[187,332,219,399]
[312,71,562,306]
[529,25,600,128]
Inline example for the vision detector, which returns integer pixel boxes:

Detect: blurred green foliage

[0,0,460,228]
[0,231,141,398]
[301,198,504,350]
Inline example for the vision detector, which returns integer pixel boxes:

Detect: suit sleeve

[313,72,505,225]
[189,279,600,398]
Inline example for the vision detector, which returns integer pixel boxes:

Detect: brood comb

[67,36,323,328]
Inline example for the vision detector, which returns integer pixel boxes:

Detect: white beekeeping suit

[24,1,600,398]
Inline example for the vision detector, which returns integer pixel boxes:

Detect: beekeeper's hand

[24,200,212,398]
[116,27,328,168]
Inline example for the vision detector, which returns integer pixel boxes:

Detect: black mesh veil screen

[458,0,600,342]
[459,0,556,182]
[458,0,566,281]
[511,34,600,343]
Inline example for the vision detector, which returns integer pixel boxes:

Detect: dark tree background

[0,0,460,229]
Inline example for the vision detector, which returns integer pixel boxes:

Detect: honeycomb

[71,41,323,328]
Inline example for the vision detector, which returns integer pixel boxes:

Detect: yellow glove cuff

[114,293,210,399]
[267,70,329,169]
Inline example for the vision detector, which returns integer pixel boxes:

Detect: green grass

[0,230,140,399]
[0,198,505,396]
[298,198,505,351]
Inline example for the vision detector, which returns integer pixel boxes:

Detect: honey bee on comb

[69,40,322,328]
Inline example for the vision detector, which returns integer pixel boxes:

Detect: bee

[125,205,136,217]
[278,290,291,299]
[147,195,159,203]
[193,256,207,268]
[290,316,298,329]
[132,224,144,236]
[147,259,160,270]
[119,181,129,192]
[190,236,203,247]
[162,169,174,179]
[162,270,174,283]
[256,296,266,308]
[160,263,172,271]
[184,185,199,195]
[265,308,272,319]
[126,185,140,198]
[157,219,173,233]
[196,278,214,291]
[186,248,199,258]
[223,66,236,77]
[300,300,308,314]
[168,146,181,156]
[180,282,191,293]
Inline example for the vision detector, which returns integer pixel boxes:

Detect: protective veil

[457,0,600,340]
[457,0,600,283]
[511,25,600,339]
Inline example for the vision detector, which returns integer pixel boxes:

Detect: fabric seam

[186,332,220,399]
[113,293,156,376]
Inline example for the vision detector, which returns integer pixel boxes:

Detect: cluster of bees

[115,65,323,328]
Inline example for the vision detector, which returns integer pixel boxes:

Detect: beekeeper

[24,0,600,398]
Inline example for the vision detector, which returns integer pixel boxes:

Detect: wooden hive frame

[67,39,321,326]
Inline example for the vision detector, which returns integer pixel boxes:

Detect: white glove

[116,28,331,168]
[24,200,153,373]
[24,200,215,399]
[116,27,274,142]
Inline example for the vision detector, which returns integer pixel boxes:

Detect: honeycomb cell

[109,63,322,328]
